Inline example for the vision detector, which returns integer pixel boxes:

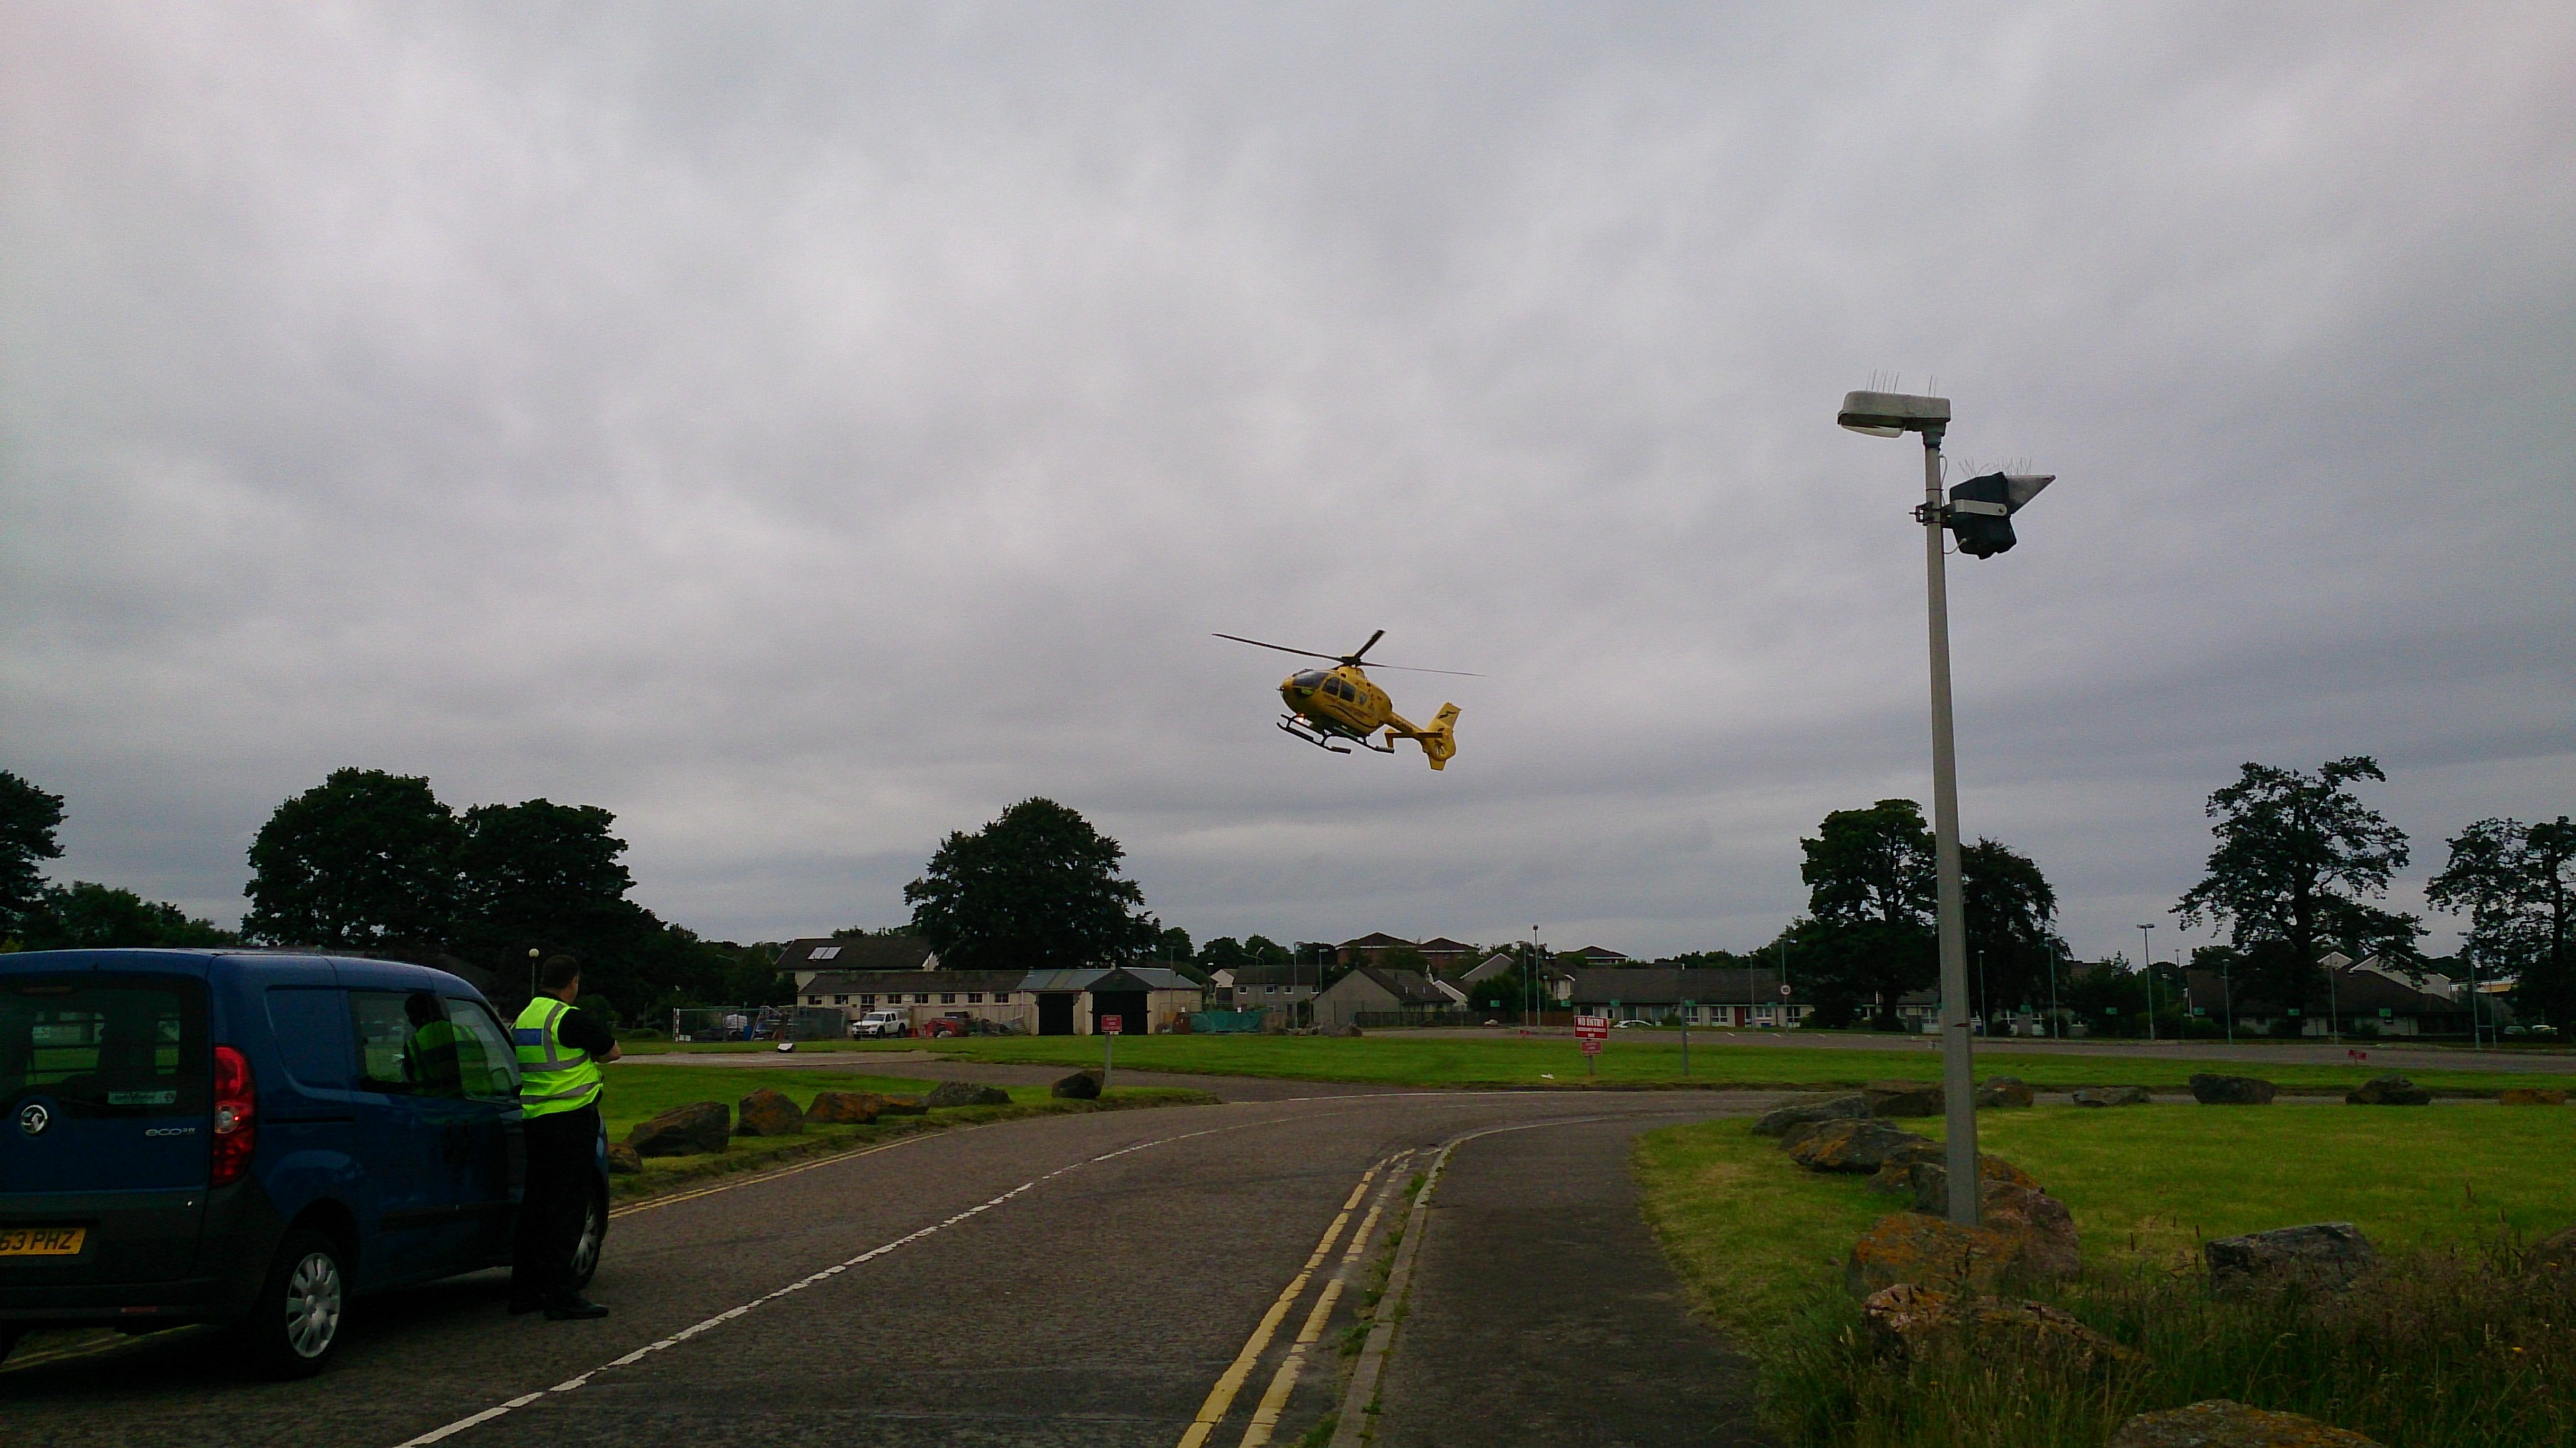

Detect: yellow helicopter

[1214,630,1472,770]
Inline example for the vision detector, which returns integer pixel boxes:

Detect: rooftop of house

[780,935,935,972]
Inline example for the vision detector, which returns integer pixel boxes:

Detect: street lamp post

[2047,939,2062,1040]
[1841,389,2053,1229]
[2138,924,2157,1043]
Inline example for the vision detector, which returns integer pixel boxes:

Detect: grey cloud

[3,2,2571,964]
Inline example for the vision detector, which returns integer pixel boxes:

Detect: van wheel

[232,1227,345,1379]
[567,1188,606,1292]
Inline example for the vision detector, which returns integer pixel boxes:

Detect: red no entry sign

[1574,1015,1608,1054]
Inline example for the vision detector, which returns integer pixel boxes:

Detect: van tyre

[233,1226,345,1378]
[567,1187,606,1293]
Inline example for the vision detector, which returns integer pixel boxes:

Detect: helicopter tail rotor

[1414,703,1460,771]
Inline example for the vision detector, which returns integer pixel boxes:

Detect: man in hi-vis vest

[511,954,622,1319]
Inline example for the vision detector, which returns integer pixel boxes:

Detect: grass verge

[598,1062,1214,1201]
[794,1032,2572,1095]
[1636,1107,2576,1446]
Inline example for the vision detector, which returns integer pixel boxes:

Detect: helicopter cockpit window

[1291,671,1327,691]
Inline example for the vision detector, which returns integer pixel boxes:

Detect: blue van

[0,949,607,1376]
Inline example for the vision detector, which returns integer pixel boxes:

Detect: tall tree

[1962,837,2061,1019]
[1798,799,1937,1029]
[19,882,238,950]
[452,799,637,948]
[2428,816,2575,1030]
[904,798,1157,971]
[0,770,67,940]
[244,769,461,950]
[2176,757,2417,1011]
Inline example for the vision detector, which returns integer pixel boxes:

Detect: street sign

[1574,1015,1609,1056]
[1103,1016,1124,1035]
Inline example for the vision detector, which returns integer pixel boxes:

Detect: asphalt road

[4,1088,1777,1448]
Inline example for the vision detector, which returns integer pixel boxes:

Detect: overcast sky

[5,3,2571,965]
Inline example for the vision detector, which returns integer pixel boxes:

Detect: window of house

[914,993,929,1004]
[833,995,849,1005]
[940,993,957,1004]
[967,993,983,1003]
[810,946,840,960]
[806,997,822,1005]
[859,995,875,1007]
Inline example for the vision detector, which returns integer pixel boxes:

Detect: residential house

[1315,966,1466,1027]
[780,934,935,992]
[1459,951,1521,986]
[1561,968,1813,1027]
[1415,937,1477,970]
[2181,955,2487,1038]
[798,964,1202,1036]
[1335,932,1417,966]
[1562,946,1631,967]
[1209,964,1319,1017]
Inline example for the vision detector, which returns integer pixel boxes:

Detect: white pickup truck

[849,1008,912,1039]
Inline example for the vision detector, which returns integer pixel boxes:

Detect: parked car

[849,1009,912,1040]
[1,949,607,1378]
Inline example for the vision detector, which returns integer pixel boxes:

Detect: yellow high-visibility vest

[513,997,602,1117]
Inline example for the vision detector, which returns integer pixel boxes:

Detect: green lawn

[594,1062,1212,1198]
[768,1030,2572,1095]
[1636,1103,2576,1356]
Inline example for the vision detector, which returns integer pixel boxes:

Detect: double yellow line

[1176,1154,1407,1448]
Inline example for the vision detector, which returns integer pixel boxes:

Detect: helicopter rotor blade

[1346,628,1387,664]
[1354,662,1485,677]
[1212,632,1342,663]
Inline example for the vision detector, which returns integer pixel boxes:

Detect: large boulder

[1786,1119,1930,1174]
[2189,1073,2277,1105]
[2522,1223,2576,1288]
[2072,1085,2153,1107]
[2345,1074,2430,1105]
[806,1091,883,1125]
[874,1095,928,1116]
[1051,1070,1103,1100]
[735,1088,804,1137]
[1326,1022,1364,1038]
[925,1081,1012,1108]
[1864,1080,1944,1117]
[2109,1400,2384,1447]
[1861,1283,2136,1369]
[1752,1093,1870,1136]
[2206,1223,2376,1291]
[605,1141,643,1175]
[1900,1154,2042,1209]
[2498,1087,2567,1106]
[1845,1213,2025,1298]
[1977,1184,2082,1279]
[1974,1077,2035,1109]
[628,1101,730,1157]
[1864,1140,1948,1193]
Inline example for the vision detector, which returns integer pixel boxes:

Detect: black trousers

[511,1103,599,1302]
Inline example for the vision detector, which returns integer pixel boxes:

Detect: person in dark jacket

[509,955,621,1319]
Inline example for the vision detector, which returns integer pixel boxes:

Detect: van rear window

[0,974,209,1118]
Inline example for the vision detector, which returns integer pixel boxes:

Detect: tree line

[1,767,783,1025]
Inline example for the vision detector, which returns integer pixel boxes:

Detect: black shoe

[507,1298,545,1316]
[543,1296,608,1321]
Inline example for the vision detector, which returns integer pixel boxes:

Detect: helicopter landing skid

[1277,716,1353,754]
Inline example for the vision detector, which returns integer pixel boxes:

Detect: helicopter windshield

[1290,670,1328,691]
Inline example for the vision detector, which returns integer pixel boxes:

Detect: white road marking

[389,1123,1233,1447]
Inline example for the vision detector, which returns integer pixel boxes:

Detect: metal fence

[1351,1009,1479,1029]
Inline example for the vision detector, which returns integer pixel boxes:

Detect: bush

[1762,1237,2576,1448]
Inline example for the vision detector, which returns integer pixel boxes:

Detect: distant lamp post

[1839,388,2056,1229]
[2138,924,2157,1042]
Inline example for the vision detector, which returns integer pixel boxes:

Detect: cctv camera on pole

[1838,388,2055,1228]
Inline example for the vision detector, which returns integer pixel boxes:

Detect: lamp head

[1837,390,1951,437]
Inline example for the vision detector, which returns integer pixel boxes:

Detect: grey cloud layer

[4,3,2571,961]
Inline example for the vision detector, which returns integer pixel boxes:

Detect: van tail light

[210,1045,257,1188]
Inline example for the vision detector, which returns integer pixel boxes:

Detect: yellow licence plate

[0,1226,86,1256]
